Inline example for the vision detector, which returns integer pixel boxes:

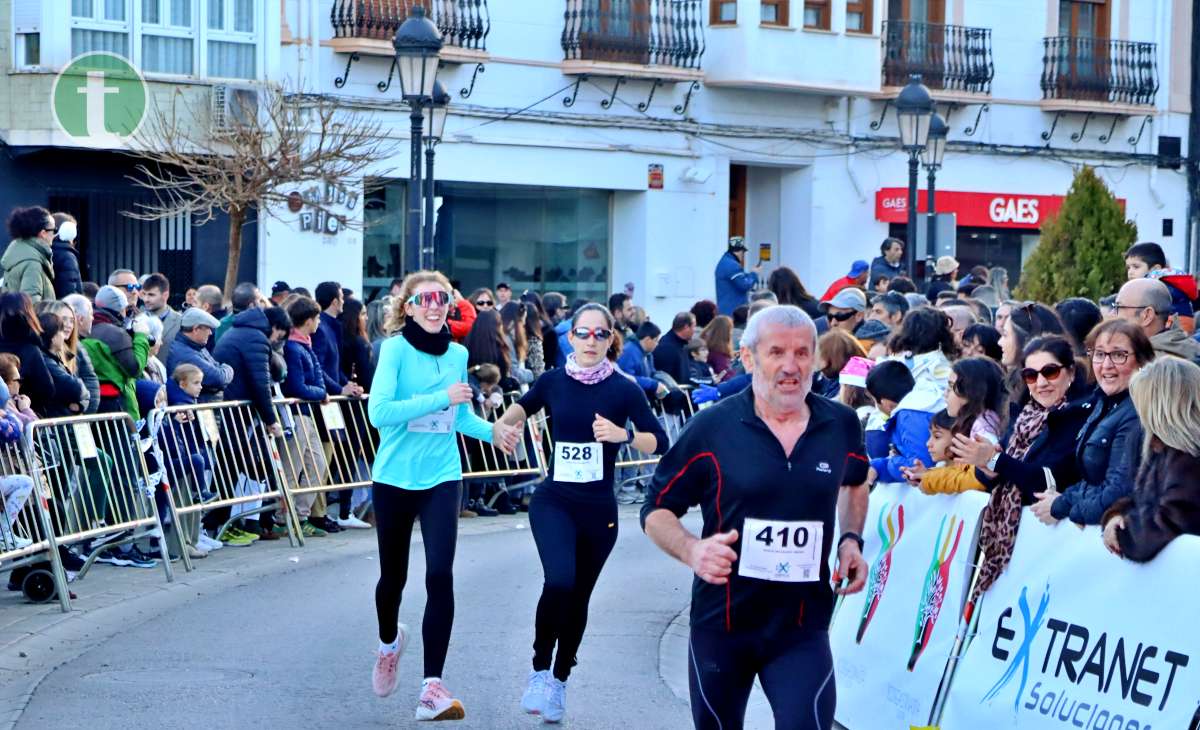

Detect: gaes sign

[874,189,1127,230]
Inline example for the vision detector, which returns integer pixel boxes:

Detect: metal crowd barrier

[613,385,700,500]
[459,391,549,509]
[25,412,174,611]
[149,400,300,568]
[0,440,58,602]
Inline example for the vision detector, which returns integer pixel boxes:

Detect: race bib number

[553,441,603,483]
[408,407,454,434]
[738,518,824,583]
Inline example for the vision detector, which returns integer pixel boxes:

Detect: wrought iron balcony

[1041,37,1157,106]
[562,0,704,72]
[331,0,489,53]
[882,21,993,94]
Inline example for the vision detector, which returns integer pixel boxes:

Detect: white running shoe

[198,533,224,551]
[521,670,549,715]
[543,677,566,724]
[372,624,409,698]
[336,515,371,530]
[415,679,465,721]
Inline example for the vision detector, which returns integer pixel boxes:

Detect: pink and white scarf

[564,354,614,385]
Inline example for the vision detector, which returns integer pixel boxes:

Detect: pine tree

[1016,166,1137,303]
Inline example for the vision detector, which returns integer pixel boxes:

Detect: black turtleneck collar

[402,318,452,356]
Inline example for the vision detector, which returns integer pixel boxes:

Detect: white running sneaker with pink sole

[371,624,409,698]
[415,679,466,721]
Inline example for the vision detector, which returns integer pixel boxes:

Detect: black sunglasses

[475,299,494,307]
[828,310,858,322]
[1021,363,1066,385]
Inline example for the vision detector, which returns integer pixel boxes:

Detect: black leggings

[688,627,835,730]
[373,481,460,678]
[529,488,618,682]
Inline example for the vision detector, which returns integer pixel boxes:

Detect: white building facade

[2,0,1192,319]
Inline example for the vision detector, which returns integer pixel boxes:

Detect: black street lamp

[895,75,933,281]
[423,80,451,267]
[921,112,949,276]
[393,5,442,273]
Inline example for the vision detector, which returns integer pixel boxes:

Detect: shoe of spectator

[0,530,32,551]
[470,501,498,517]
[493,491,517,515]
[59,546,86,580]
[300,520,327,538]
[119,545,160,568]
[221,526,260,543]
[197,534,223,551]
[146,543,180,562]
[459,509,477,519]
[186,544,208,559]
[521,669,549,715]
[414,679,465,721]
[318,516,344,533]
[336,515,371,530]
[95,547,133,567]
[256,526,282,541]
[198,490,218,504]
[219,530,255,547]
[372,623,409,697]
[237,525,263,542]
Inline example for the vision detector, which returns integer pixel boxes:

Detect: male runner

[642,304,870,730]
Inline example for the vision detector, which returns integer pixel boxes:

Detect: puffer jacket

[213,308,277,425]
[0,238,55,303]
[164,331,233,403]
[1103,445,1200,563]
[40,349,87,417]
[50,239,83,298]
[283,335,329,402]
[1050,389,1142,525]
[79,307,149,420]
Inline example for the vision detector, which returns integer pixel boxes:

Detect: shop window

[803,0,830,29]
[846,0,872,33]
[363,181,612,303]
[762,0,789,25]
[711,0,737,24]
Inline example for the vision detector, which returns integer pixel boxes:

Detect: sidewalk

[0,516,521,730]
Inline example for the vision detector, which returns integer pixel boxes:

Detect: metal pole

[906,151,920,283]
[406,103,425,273]
[423,141,436,269]
[926,165,938,269]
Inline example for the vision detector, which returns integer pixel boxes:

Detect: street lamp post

[921,112,949,275]
[895,75,933,282]
[423,81,451,268]
[393,5,442,273]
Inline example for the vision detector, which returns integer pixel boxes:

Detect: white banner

[830,482,989,729]
[941,512,1200,730]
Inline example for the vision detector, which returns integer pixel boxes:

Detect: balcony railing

[1041,37,1157,106]
[331,0,489,52]
[562,0,704,70]
[882,21,993,94]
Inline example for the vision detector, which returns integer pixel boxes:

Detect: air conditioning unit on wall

[210,84,260,134]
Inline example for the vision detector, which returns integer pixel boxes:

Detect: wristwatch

[838,531,864,553]
[626,426,636,443]
[986,450,1001,471]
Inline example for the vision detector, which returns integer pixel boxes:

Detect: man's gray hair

[749,289,778,304]
[63,293,92,317]
[108,268,136,284]
[741,304,818,353]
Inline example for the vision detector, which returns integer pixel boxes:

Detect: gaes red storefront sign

[875,188,1125,230]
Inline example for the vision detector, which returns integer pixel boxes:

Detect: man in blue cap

[714,236,762,316]
[820,259,870,302]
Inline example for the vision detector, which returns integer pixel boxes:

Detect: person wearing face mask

[492,303,668,723]
[50,213,83,298]
[367,271,521,722]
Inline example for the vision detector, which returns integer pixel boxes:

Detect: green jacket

[80,330,150,420]
[1,238,55,303]
[215,313,234,344]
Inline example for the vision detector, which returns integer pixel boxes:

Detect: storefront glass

[363,180,611,301]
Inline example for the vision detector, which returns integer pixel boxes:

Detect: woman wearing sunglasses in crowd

[949,334,1095,597]
[495,303,668,724]
[367,271,522,721]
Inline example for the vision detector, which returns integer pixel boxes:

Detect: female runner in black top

[498,303,668,723]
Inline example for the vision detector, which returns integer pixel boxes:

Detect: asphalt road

[15,507,699,730]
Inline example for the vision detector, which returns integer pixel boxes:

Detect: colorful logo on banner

[908,514,965,670]
[983,583,1052,710]
[857,502,905,643]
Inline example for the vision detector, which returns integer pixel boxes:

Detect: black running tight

[529,488,618,682]
[373,480,460,679]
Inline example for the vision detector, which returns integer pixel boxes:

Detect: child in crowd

[163,364,217,505]
[904,409,985,494]
[469,363,505,416]
[864,360,942,483]
[838,356,877,427]
[945,357,1007,444]
[1125,242,1197,334]
[0,353,37,427]
[0,378,34,550]
[686,338,715,386]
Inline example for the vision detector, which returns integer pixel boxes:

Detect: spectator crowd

[2,203,1199,604]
